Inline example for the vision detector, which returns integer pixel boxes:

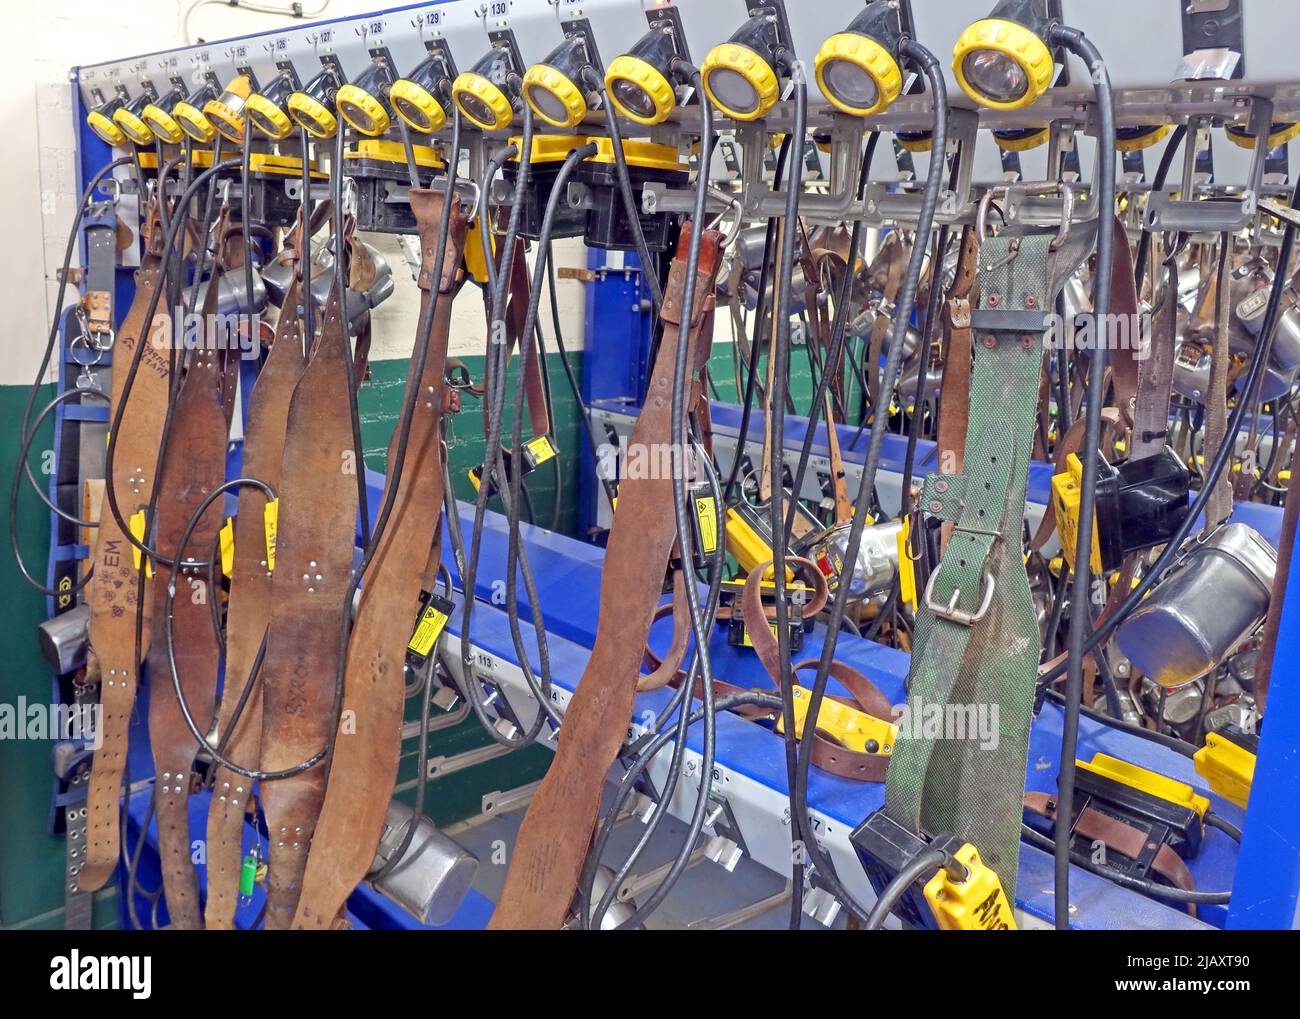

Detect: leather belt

[489,225,724,929]
[79,200,174,892]
[202,270,308,929]
[145,274,229,930]
[257,291,360,929]
[936,227,979,552]
[1023,791,1198,915]
[888,221,1097,901]
[292,188,468,929]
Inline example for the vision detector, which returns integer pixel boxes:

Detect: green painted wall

[0,383,120,929]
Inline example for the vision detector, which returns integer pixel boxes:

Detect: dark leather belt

[145,275,229,930]
[203,267,308,929]
[292,188,468,929]
[490,225,724,930]
[257,292,360,929]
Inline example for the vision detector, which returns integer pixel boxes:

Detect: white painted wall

[10,0,592,387]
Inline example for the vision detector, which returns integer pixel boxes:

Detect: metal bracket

[1146,98,1273,233]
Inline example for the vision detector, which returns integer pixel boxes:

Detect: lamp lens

[393,95,431,132]
[341,100,377,133]
[459,92,497,128]
[708,67,759,115]
[612,78,658,120]
[962,49,1028,103]
[823,58,878,109]
[527,83,570,125]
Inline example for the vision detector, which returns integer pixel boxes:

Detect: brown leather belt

[145,276,229,930]
[257,292,360,929]
[1023,791,1198,916]
[489,225,724,930]
[935,227,978,552]
[202,267,308,929]
[292,188,468,929]
[79,201,174,892]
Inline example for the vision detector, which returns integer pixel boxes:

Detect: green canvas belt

[884,186,1097,900]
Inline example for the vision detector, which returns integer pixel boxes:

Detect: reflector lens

[962,50,1028,103]
[709,67,759,115]
[613,78,658,120]
[822,59,879,110]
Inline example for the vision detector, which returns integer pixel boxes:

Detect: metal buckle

[923,570,996,626]
[976,181,1075,251]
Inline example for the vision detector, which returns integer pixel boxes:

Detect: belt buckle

[923,570,996,626]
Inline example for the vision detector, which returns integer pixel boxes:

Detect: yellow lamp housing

[1225,121,1300,151]
[453,47,521,132]
[1114,124,1172,154]
[992,125,1050,152]
[112,87,158,146]
[702,12,785,122]
[337,61,395,137]
[288,66,344,139]
[86,92,128,147]
[140,84,187,145]
[814,1,906,118]
[896,129,932,153]
[953,0,1057,111]
[204,75,254,144]
[173,83,219,144]
[247,68,300,142]
[390,53,453,135]
[524,36,598,130]
[605,25,684,127]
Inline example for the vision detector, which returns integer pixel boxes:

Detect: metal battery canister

[1116,523,1276,688]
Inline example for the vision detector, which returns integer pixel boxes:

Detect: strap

[145,283,229,930]
[1023,792,1198,915]
[936,226,979,551]
[79,201,174,892]
[866,234,908,408]
[489,226,724,930]
[203,277,308,929]
[1202,241,1235,532]
[887,224,1096,901]
[257,292,360,929]
[1130,243,1181,460]
[293,189,468,928]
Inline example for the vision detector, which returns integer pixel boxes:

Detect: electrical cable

[1132,124,1189,291]
[1021,823,1230,906]
[582,73,721,929]
[785,37,950,925]
[1205,812,1242,841]
[722,137,793,505]
[864,846,947,930]
[330,123,372,550]
[460,101,554,749]
[591,70,663,316]
[1051,24,1117,931]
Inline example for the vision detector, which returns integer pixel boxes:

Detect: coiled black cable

[1052,23,1117,932]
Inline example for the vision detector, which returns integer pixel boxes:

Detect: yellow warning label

[219,517,235,578]
[129,510,153,579]
[525,434,557,466]
[263,499,279,573]
[408,602,450,657]
[694,496,718,554]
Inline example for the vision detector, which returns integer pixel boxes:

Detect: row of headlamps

[84,1,1284,152]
